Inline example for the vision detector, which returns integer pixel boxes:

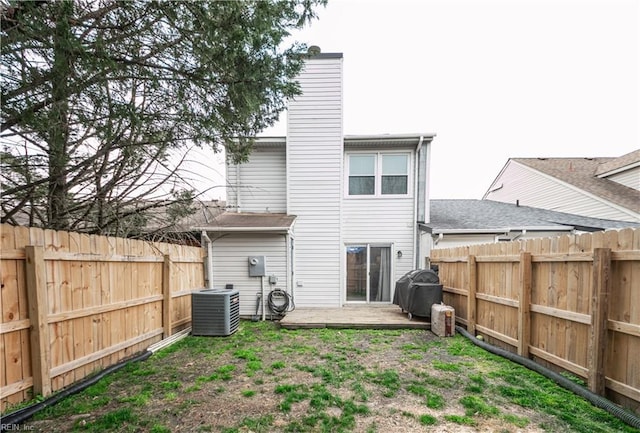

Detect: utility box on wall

[248,256,266,277]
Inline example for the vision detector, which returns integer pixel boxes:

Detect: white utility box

[431,303,455,337]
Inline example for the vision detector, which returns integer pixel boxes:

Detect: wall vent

[191,289,240,336]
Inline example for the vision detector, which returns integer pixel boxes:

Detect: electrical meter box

[248,256,266,277]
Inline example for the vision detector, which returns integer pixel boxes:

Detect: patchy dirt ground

[20,322,633,432]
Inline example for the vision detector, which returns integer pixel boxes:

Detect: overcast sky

[197,0,639,201]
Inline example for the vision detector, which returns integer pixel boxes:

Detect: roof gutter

[193,226,294,234]
[596,160,640,178]
[432,226,574,235]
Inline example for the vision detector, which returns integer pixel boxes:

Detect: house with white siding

[194,51,436,317]
[483,150,640,223]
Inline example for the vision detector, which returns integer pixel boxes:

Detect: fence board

[432,227,640,413]
[518,252,532,357]
[467,255,476,335]
[2,227,24,405]
[625,229,640,404]
[14,227,30,402]
[0,224,204,411]
[24,246,51,397]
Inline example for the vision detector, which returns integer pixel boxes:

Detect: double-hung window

[348,155,376,195]
[347,153,409,196]
[381,155,408,194]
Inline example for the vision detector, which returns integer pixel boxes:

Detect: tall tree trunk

[48,0,73,230]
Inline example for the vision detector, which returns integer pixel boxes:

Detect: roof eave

[193,226,293,234]
[596,160,640,178]
[430,226,575,235]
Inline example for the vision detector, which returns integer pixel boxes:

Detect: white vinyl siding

[342,197,415,288]
[227,146,286,213]
[485,161,640,222]
[287,56,343,307]
[607,166,640,191]
[211,233,288,317]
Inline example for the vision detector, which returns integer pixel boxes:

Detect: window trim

[345,151,412,198]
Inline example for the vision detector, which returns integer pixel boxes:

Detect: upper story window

[382,155,408,194]
[349,155,376,195]
[347,153,410,196]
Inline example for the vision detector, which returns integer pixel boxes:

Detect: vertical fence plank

[68,231,84,382]
[518,252,532,357]
[467,255,477,335]
[15,226,31,403]
[25,246,52,397]
[1,225,23,406]
[163,255,172,338]
[588,248,611,395]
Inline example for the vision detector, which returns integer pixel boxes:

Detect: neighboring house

[194,51,436,316]
[428,199,639,250]
[483,150,640,223]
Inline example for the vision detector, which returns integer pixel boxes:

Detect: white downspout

[285,232,290,295]
[511,229,527,241]
[201,231,214,289]
[433,233,444,246]
[413,135,424,269]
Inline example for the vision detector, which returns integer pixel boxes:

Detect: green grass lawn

[13,321,640,433]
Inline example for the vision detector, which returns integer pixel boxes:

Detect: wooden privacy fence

[431,227,640,413]
[0,224,204,411]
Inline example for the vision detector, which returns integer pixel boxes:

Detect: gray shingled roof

[512,155,640,213]
[429,199,640,233]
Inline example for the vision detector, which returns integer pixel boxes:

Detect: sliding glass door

[346,245,391,303]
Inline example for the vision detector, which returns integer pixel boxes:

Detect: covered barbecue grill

[392,269,442,319]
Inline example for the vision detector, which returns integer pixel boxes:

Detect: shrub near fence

[431,227,640,414]
[0,224,204,411]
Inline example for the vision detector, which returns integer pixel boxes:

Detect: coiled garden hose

[267,288,295,315]
[455,325,640,429]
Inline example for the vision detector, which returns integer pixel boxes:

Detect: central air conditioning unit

[191,289,240,336]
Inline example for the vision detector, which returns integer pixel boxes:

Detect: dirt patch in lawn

[21,322,635,432]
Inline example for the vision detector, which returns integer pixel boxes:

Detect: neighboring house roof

[194,212,296,233]
[508,155,640,214]
[595,149,640,177]
[428,199,639,234]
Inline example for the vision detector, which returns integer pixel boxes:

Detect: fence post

[163,254,172,338]
[24,245,52,397]
[588,248,611,395]
[518,252,532,357]
[467,255,477,335]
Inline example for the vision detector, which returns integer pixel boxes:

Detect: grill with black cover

[392,269,442,319]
